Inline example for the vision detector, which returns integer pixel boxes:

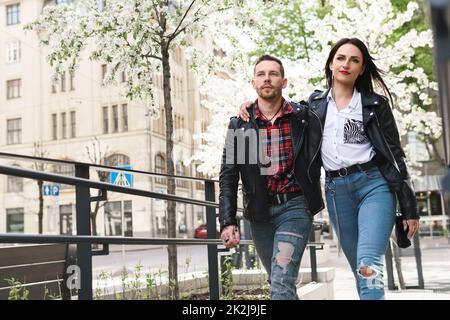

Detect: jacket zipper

[307,108,323,183]
[373,112,401,173]
[292,117,306,165]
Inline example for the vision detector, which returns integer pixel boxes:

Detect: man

[219,55,324,300]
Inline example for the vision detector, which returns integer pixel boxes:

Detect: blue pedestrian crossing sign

[43,185,60,196]
[110,165,133,187]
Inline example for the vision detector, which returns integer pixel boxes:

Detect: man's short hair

[254,55,285,78]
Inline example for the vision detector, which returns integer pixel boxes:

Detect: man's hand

[403,219,420,239]
[238,101,253,122]
[220,225,240,248]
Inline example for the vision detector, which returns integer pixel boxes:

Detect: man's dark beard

[257,87,282,100]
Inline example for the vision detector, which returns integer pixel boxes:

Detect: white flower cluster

[191,0,441,176]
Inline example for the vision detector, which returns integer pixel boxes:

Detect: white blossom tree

[26,0,250,299]
[192,0,441,177]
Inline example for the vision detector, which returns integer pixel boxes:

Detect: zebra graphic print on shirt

[343,118,370,144]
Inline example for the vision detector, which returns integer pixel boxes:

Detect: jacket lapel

[361,90,380,129]
[290,113,302,157]
[310,89,330,126]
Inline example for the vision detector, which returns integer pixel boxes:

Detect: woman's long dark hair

[325,38,393,106]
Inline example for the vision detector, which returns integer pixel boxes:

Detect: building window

[177,203,187,233]
[112,105,118,133]
[56,0,74,5]
[155,154,166,184]
[7,79,21,99]
[6,208,24,233]
[124,200,133,237]
[174,114,185,142]
[51,82,57,94]
[102,106,109,134]
[101,64,107,84]
[104,201,121,236]
[7,118,21,145]
[59,204,73,235]
[122,104,128,131]
[99,0,107,11]
[6,40,21,63]
[70,71,75,91]
[105,153,130,167]
[104,200,133,237]
[61,112,67,139]
[195,164,205,190]
[176,161,187,188]
[121,71,127,83]
[70,111,76,138]
[201,121,207,144]
[7,166,23,193]
[52,113,57,140]
[53,163,75,189]
[6,4,20,26]
[153,108,165,135]
[60,71,66,92]
[104,153,130,182]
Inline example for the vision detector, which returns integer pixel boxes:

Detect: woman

[239,38,420,300]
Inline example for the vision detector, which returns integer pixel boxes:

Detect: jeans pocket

[324,178,335,194]
[363,167,382,179]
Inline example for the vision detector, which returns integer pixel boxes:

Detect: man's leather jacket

[307,89,418,220]
[219,102,324,231]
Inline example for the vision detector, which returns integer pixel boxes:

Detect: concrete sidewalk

[318,236,450,300]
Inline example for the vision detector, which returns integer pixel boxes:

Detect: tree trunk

[162,46,179,299]
[38,180,44,234]
[90,190,101,236]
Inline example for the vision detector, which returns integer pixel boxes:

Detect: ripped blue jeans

[325,167,396,300]
[250,195,312,300]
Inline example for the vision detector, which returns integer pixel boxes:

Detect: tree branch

[168,0,197,42]
[152,1,161,26]
[168,10,203,42]
[142,53,163,61]
[168,4,232,43]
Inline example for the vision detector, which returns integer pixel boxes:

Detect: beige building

[0,0,213,238]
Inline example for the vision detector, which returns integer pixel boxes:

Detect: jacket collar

[313,88,383,108]
[360,90,383,108]
[311,88,385,128]
[310,88,330,125]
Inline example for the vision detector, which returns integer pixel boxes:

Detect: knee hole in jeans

[359,266,378,278]
[274,241,295,271]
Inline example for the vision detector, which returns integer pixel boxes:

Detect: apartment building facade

[0,0,213,238]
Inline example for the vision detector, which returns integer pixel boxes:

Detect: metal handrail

[0,234,324,248]
[0,164,219,208]
[0,151,219,183]
[0,152,323,300]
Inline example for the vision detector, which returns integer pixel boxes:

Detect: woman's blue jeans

[250,195,312,300]
[325,167,396,300]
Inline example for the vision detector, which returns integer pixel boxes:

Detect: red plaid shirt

[254,98,302,194]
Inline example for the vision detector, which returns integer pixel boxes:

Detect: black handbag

[395,215,411,248]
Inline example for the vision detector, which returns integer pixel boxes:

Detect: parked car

[194,224,220,239]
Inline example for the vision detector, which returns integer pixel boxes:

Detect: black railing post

[309,225,318,282]
[205,180,220,300]
[413,234,425,289]
[75,164,93,300]
[385,241,396,290]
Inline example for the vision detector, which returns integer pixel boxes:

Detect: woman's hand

[238,101,253,122]
[403,219,420,239]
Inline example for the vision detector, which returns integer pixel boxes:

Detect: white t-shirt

[321,89,375,171]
